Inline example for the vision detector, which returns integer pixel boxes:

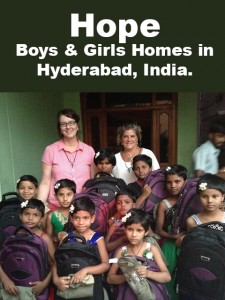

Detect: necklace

[64,150,78,168]
[129,241,144,256]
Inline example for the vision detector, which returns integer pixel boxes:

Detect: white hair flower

[21,200,29,208]
[16,178,21,184]
[69,204,75,214]
[166,166,171,171]
[54,183,60,189]
[145,252,153,260]
[95,152,100,159]
[199,182,207,191]
[122,212,132,223]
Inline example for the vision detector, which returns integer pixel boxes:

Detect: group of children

[0,148,225,300]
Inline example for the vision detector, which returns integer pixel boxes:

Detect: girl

[93,148,116,174]
[107,208,171,300]
[186,173,225,229]
[0,199,55,299]
[105,191,136,256]
[16,175,39,200]
[128,154,152,208]
[46,178,76,244]
[155,165,187,300]
[53,197,109,300]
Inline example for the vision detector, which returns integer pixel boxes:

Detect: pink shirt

[42,140,95,207]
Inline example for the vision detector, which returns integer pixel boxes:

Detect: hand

[29,280,46,295]
[54,276,70,292]
[141,184,152,198]
[1,277,18,296]
[135,266,148,278]
[70,269,88,284]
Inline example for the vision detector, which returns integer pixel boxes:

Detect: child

[155,164,187,300]
[128,154,152,208]
[53,197,109,299]
[83,148,127,189]
[16,175,39,200]
[177,174,225,300]
[46,179,76,245]
[94,148,117,174]
[186,173,225,230]
[107,208,171,299]
[105,190,136,256]
[0,199,55,299]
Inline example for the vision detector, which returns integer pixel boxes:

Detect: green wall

[0,92,198,196]
[177,92,198,175]
[0,92,80,196]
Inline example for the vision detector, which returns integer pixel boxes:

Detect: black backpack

[176,221,225,300]
[84,172,127,218]
[54,233,104,300]
[0,192,23,248]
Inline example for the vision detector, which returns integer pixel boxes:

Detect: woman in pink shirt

[37,108,96,212]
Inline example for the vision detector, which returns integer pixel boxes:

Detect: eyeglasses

[60,120,76,128]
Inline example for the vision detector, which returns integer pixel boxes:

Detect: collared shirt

[192,140,220,174]
[42,140,95,207]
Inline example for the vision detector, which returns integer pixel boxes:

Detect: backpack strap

[191,214,202,225]
[163,199,171,209]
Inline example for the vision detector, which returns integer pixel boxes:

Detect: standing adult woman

[37,108,95,212]
[112,123,160,184]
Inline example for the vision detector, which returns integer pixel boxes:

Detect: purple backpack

[142,169,168,226]
[73,191,109,235]
[172,177,203,234]
[118,255,169,300]
[0,225,49,300]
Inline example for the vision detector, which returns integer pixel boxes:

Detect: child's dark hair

[115,189,137,203]
[132,154,152,170]
[94,148,116,167]
[165,164,187,181]
[197,174,225,194]
[16,175,38,189]
[70,197,95,216]
[54,178,76,194]
[123,208,150,232]
[208,121,225,135]
[20,198,45,217]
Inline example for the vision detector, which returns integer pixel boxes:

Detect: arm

[37,162,52,206]
[105,224,128,253]
[30,233,56,295]
[107,249,126,285]
[186,216,197,231]
[135,184,151,208]
[90,162,97,178]
[136,244,171,283]
[70,237,110,284]
[194,169,204,177]
[0,265,18,295]
[46,212,53,238]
